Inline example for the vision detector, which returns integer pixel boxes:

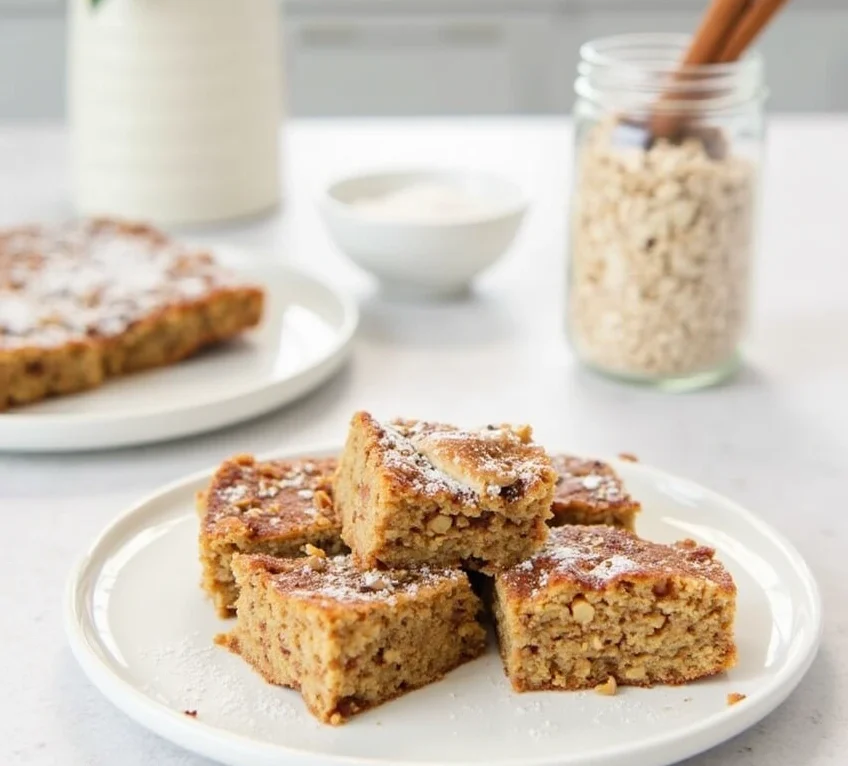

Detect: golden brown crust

[549,454,641,531]
[388,416,556,502]
[335,411,556,572]
[198,455,346,617]
[203,455,339,541]
[499,525,736,598]
[232,551,469,609]
[0,218,264,409]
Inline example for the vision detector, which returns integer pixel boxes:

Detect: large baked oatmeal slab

[0,219,264,410]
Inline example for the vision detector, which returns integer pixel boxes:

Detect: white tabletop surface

[0,117,844,766]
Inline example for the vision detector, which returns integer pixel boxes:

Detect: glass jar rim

[579,33,763,77]
[576,33,767,114]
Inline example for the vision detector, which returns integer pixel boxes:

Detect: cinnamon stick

[681,0,752,68]
[715,0,790,62]
[650,0,750,140]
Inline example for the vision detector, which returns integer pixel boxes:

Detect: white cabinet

[755,11,848,112]
[285,14,556,115]
[0,2,846,118]
[0,16,65,119]
[549,6,848,114]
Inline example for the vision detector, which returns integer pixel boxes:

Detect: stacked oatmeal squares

[198,454,347,617]
[199,411,737,724]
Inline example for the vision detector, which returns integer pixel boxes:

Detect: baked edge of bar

[0,285,263,410]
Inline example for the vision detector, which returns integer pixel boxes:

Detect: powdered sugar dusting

[140,633,302,725]
[218,483,249,504]
[501,525,734,595]
[205,455,338,536]
[379,418,552,500]
[263,555,462,606]
[582,475,602,491]
[588,554,641,580]
[553,455,633,506]
[379,424,476,500]
[411,424,550,489]
[0,219,255,349]
[256,483,280,499]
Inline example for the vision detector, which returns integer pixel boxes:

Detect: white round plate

[0,265,358,452]
[65,448,821,766]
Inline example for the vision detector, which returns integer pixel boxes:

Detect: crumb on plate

[594,676,617,696]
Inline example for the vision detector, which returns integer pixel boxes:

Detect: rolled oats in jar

[567,34,765,390]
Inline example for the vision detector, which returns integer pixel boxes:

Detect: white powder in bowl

[348,181,498,224]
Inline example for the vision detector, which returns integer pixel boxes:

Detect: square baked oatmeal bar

[492,525,737,691]
[334,411,557,572]
[549,455,641,531]
[198,454,347,617]
[217,552,486,724]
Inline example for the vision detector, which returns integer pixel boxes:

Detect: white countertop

[1,117,845,766]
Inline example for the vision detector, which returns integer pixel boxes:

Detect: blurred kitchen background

[1,0,845,120]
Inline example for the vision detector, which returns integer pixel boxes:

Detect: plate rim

[64,446,823,766]
[0,265,359,452]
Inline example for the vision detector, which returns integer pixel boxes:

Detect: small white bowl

[317,169,528,299]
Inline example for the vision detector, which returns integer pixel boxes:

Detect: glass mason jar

[567,34,766,390]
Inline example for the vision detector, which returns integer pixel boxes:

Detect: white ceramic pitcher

[68,0,283,226]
